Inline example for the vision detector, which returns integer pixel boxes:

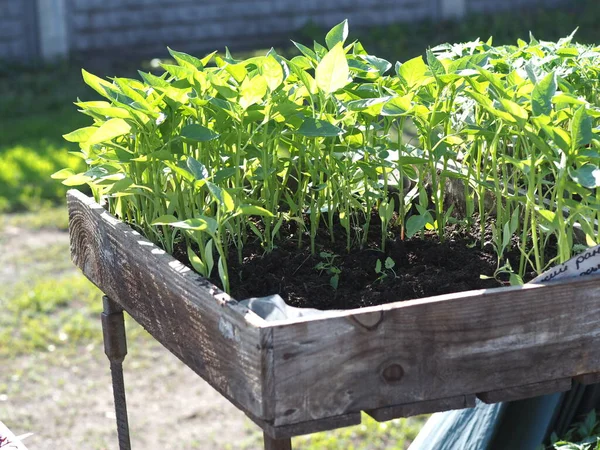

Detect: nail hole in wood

[381,363,405,384]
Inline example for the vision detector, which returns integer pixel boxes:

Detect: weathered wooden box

[68,189,600,438]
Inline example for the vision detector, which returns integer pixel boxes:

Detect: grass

[294,415,425,449]
[0,274,102,357]
[0,64,90,212]
[0,205,70,230]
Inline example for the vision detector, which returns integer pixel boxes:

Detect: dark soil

[193,214,537,311]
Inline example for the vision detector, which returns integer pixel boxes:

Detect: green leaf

[204,239,215,276]
[500,99,528,123]
[330,273,339,290]
[384,257,395,270]
[509,273,524,286]
[552,93,587,106]
[201,50,217,66]
[239,75,267,109]
[298,118,345,137]
[186,156,208,180]
[63,126,97,143]
[138,71,170,89]
[315,42,350,94]
[362,54,391,76]
[396,56,428,89]
[325,19,349,50]
[180,124,219,142]
[239,205,275,217]
[426,49,446,77]
[571,106,594,151]
[81,69,114,99]
[569,164,600,188]
[160,63,195,81]
[291,40,317,62]
[347,96,390,111]
[152,215,179,225]
[381,95,412,116]
[75,101,131,119]
[187,246,208,276]
[260,55,284,91]
[405,214,429,238]
[62,173,92,186]
[221,188,235,213]
[213,167,237,183]
[161,216,218,235]
[313,40,328,59]
[217,256,227,289]
[224,62,248,83]
[531,71,557,117]
[51,168,76,180]
[375,259,382,273]
[556,47,579,57]
[168,47,203,69]
[86,119,131,145]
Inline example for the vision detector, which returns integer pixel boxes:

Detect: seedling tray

[68,189,600,438]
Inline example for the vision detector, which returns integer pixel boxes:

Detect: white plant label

[530,243,600,284]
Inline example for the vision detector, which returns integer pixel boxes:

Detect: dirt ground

[0,225,261,450]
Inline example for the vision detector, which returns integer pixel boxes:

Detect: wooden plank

[366,394,476,422]
[269,276,600,425]
[67,190,272,420]
[263,434,292,450]
[478,378,572,404]
[574,372,600,386]
[248,411,361,439]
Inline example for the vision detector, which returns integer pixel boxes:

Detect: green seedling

[55,27,600,294]
[315,251,342,290]
[375,257,397,283]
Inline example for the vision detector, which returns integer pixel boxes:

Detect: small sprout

[375,257,397,283]
[315,251,342,290]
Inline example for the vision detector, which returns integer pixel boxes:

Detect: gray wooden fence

[1,0,563,63]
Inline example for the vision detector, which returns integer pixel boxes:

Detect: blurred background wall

[1,0,569,64]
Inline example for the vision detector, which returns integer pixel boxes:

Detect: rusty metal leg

[263,432,292,450]
[102,295,132,450]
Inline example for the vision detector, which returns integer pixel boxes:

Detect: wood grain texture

[67,190,271,420]
[366,395,476,422]
[68,189,600,431]
[270,276,600,425]
[248,411,361,439]
[263,434,292,450]
[477,378,573,404]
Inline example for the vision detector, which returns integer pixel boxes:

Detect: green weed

[0,274,101,357]
[293,413,425,449]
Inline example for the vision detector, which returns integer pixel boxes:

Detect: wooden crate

[67,189,600,438]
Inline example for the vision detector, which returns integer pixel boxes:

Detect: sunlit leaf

[168,47,204,69]
[396,56,427,90]
[86,119,131,145]
[315,42,350,94]
[239,75,268,109]
[325,19,349,50]
[531,71,557,117]
[63,126,97,143]
[569,164,600,188]
[239,205,275,217]
[571,106,594,151]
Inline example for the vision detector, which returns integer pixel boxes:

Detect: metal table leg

[102,295,132,450]
[263,433,292,450]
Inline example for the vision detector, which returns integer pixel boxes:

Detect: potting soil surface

[197,215,538,310]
